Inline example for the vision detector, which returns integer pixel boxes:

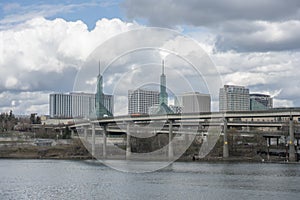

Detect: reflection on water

[0,160,299,200]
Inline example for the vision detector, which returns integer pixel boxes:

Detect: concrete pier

[126,123,131,159]
[289,116,296,162]
[92,123,95,157]
[223,117,229,158]
[168,120,174,161]
[84,126,88,141]
[103,125,107,159]
[71,129,74,138]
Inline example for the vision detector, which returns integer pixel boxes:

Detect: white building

[71,92,95,118]
[49,93,72,118]
[176,92,211,113]
[128,89,159,114]
[49,92,113,118]
[219,85,250,111]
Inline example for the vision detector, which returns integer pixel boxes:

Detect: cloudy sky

[1,0,300,115]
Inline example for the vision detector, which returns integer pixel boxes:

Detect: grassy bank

[0,139,92,159]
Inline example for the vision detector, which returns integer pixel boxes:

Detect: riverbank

[0,138,298,163]
[0,139,92,160]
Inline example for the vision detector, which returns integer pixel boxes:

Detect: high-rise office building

[103,94,114,115]
[50,92,93,118]
[250,94,273,111]
[49,92,113,118]
[160,60,168,106]
[50,62,114,118]
[176,92,211,113]
[71,92,95,118]
[50,93,72,118]
[95,62,113,118]
[154,60,173,114]
[128,89,159,114]
[219,85,250,111]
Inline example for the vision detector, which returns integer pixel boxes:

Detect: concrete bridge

[63,108,300,162]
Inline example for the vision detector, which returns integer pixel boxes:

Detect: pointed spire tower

[95,60,113,118]
[95,61,103,118]
[97,61,103,94]
[159,60,168,106]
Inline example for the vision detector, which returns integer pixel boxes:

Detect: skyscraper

[250,93,273,111]
[219,85,250,111]
[128,89,159,114]
[95,61,113,118]
[159,60,168,105]
[49,93,72,118]
[155,60,173,114]
[49,62,114,119]
[50,92,95,118]
[71,92,95,118]
[176,92,211,113]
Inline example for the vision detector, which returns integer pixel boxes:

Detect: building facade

[102,94,114,115]
[49,92,113,118]
[49,93,73,118]
[128,89,159,114]
[159,60,168,106]
[50,62,114,118]
[95,62,113,118]
[176,92,211,113]
[169,105,182,114]
[71,92,95,118]
[250,93,273,111]
[219,85,250,111]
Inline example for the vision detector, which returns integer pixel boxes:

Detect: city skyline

[1,1,300,197]
[49,62,276,118]
[1,1,300,115]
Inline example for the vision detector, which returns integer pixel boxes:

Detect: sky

[1,0,300,115]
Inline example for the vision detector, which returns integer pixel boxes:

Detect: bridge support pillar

[84,126,88,141]
[71,129,74,138]
[168,120,174,161]
[289,116,296,162]
[126,123,131,159]
[103,125,107,159]
[92,123,95,158]
[223,117,229,158]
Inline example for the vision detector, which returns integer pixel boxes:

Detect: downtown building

[128,60,173,115]
[128,89,159,114]
[250,93,273,111]
[219,85,250,112]
[149,60,173,115]
[50,62,113,118]
[49,93,73,118]
[175,92,211,113]
[49,92,113,118]
[71,92,96,118]
[95,62,114,118]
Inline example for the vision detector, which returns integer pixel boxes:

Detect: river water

[0,159,299,200]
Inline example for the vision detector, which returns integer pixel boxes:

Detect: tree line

[0,110,18,132]
[0,111,41,133]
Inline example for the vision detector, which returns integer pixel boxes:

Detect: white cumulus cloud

[0,17,141,115]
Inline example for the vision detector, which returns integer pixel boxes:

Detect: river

[0,159,299,200]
